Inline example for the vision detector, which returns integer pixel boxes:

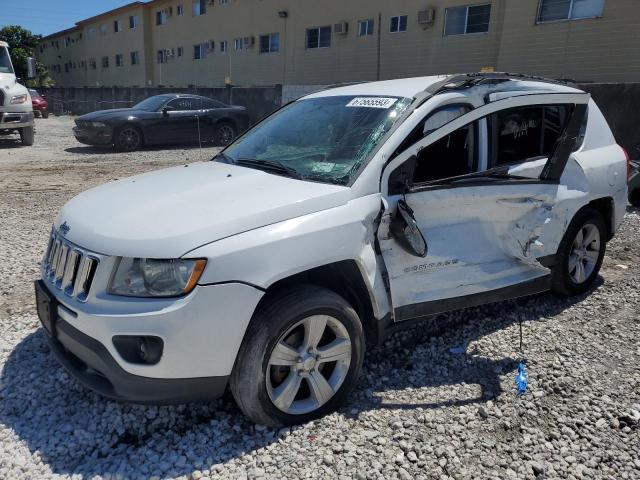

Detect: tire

[230,285,365,427]
[114,125,143,151]
[214,121,236,146]
[551,207,607,296]
[20,126,35,146]
[42,111,49,119]
[630,188,640,207]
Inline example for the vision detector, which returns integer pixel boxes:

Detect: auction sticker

[346,97,397,109]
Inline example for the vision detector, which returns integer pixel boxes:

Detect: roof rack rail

[322,81,368,91]
[427,72,574,95]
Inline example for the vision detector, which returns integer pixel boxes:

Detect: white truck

[35,73,628,427]
[0,40,35,146]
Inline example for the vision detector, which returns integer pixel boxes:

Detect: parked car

[629,159,640,206]
[29,89,48,118]
[72,94,249,151]
[36,73,628,427]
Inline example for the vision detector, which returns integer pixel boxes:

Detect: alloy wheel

[118,128,141,150]
[217,124,235,145]
[568,223,600,284]
[266,315,352,415]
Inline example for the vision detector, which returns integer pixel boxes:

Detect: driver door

[378,92,589,322]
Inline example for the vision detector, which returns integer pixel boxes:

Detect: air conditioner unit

[417,8,436,27]
[243,36,255,48]
[334,22,349,35]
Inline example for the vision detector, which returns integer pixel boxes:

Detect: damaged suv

[36,73,628,426]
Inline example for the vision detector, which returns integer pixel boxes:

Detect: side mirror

[162,106,174,116]
[388,155,416,195]
[389,199,428,257]
[26,57,37,79]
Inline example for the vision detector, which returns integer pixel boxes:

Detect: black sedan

[73,94,249,151]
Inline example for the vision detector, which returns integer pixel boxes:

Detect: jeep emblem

[59,221,70,236]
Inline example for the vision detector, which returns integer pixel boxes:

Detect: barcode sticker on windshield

[346,97,397,109]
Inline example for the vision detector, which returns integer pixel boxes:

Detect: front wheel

[551,207,606,296]
[20,126,35,146]
[114,126,143,151]
[230,286,365,427]
[41,111,49,119]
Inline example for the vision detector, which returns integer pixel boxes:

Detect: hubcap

[568,223,600,284]
[266,315,351,415]
[217,125,235,144]
[119,128,140,149]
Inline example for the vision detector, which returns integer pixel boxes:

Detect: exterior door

[378,92,589,322]
[159,97,201,143]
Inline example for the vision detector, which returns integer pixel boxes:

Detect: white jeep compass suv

[35,73,629,427]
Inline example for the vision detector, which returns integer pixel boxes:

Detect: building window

[130,51,139,65]
[193,43,208,59]
[537,0,604,22]
[220,0,228,4]
[389,15,408,33]
[358,19,374,36]
[129,15,138,28]
[156,10,169,25]
[89,58,96,69]
[234,38,244,51]
[101,56,109,68]
[444,4,491,35]
[220,40,228,53]
[87,27,96,39]
[114,54,123,66]
[99,24,107,35]
[193,0,206,16]
[177,46,184,57]
[306,26,331,49]
[114,20,121,32]
[259,33,279,53]
[157,50,168,64]
[176,5,184,15]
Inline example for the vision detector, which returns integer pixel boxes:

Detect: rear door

[378,92,589,322]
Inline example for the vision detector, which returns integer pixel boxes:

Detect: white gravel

[0,116,639,479]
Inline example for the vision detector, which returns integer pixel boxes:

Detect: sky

[1,0,140,36]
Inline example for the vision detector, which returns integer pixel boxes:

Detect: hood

[0,73,29,104]
[78,108,141,121]
[55,162,351,258]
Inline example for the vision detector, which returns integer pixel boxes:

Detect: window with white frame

[220,40,228,53]
[99,24,107,35]
[130,51,139,65]
[220,0,228,4]
[177,5,184,15]
[101,56,109,68]
[389,15,408,33]
[177,46,184,57]
[156,10,169,25]
[234,38,244,51]
[444,4,491,35]
[193,0,206,16]
[157,50,168,64]
[259,33,279,53]
[114,20,121,32]
[193,43,208,59]
[306,26,331,48]
[129,15,138,28]
[358,19,374,36]
[115,53,124,66]
[87,28,96,39]
[537,0,604,22]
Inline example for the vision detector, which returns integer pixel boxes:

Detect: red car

[29,89,49,118]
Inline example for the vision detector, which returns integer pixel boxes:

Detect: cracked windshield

[220,95,412,184]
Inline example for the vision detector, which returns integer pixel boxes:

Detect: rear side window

[488,105,572,167]
[167,97,200,110]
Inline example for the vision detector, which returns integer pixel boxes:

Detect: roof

[40,26,82,41]
[305,73,582,100]
[76,2,147,26]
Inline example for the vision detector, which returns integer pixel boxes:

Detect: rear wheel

[114,126,142,151]
[214,122,236,146]
[42,110,49,119]
[551,207,606,296]
[230,286,365,427]
[20,126,35,146]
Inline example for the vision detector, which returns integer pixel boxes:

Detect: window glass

[445,5,491,35]
[306,27,331,48]
[390,15,408,33]
[489,105,571,167]
[358,19,374,36]
[444,7,467,35]
[466,5,492,33]
[202,98,226,109]
[570,0,604,18]
[538,0,603,22]
[412,120,479,184]
[0,47,14,74]
[168,97,199,110]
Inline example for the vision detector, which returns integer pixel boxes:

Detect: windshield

[0,47,14,74]
[133,95,171,111]
[220,95,412,185]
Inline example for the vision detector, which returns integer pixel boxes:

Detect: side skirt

[378,275,551,342]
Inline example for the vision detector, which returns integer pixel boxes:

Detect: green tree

[0,25,54,87]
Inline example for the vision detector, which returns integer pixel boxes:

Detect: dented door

[378,92,589,322]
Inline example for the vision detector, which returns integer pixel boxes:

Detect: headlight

[108,258,207,297]
[89,121,108,128]
[10,94,28,104]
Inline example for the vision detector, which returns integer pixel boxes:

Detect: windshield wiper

[235,158,303,179]
[213,152,234,164]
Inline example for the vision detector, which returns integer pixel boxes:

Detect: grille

[42,228,99,302]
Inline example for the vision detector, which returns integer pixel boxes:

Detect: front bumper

[0,111,34,130]
[35,277,264,403]
[73,126,113,146]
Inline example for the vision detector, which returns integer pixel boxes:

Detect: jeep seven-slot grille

[42,229,99,302]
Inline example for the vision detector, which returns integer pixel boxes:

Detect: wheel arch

[585,196,614,241]
[114,121,146,145]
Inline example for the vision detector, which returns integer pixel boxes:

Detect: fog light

[113,335,163,365]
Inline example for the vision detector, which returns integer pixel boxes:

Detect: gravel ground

[0,116,639,480]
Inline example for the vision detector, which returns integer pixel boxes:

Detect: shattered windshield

[219,95,412,185]
[0,48,14,74]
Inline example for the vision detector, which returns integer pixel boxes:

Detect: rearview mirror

[26,57,37,79]
[389,199,428,257]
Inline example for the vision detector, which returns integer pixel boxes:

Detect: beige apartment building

[37,0,640,89]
